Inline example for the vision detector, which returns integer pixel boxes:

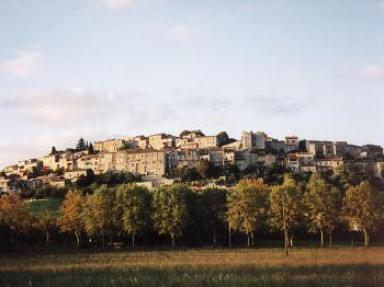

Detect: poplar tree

[0,194,30,246]
[227,179,269,247]
[152,184,191,247]
[270,175,303,248]
[342,181,383,246]
[58,191,85,248]
[82,185,116,250]
[116,184,151,249]
[305,173,340,247]
[201,188,227,246]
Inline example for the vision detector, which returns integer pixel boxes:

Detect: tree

[77,169,95,188]
[76,138,88,152]
[305,173,340,247]
[88,142,94,155]
[180,167,202,182]
[34,209,56,244]
[270,175,303,249]
[57,191,85,248]
[0,194,30,246]
[51,146,57,155]
[152,184,191,247]
[201,188,227,246]
[82,185,117,250]
[196,160,210,179]
[342,181,383,246]
[116,184,151,249]
[227,180,269,247]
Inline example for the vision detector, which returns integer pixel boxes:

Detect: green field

[25,198,63,217]
[1,247,384,286]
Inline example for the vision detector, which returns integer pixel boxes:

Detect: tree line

[0,169,383,250]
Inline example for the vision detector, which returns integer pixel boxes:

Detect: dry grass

[1,247,384,286]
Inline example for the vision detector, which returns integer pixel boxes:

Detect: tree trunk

[363,229,369,247]
[289,233,294,248]
[9,226,13,246]
[171,233,175,248]
[251,231,254,247]
[329,230,332,247]
[45,230,50,245]
[101,229,105,251]
[75,231,80,249]
[213,228,217,246]
[132,234,135,250]
[228,227,232,248]
[247,233,250,247]
[282,195,288,256]
[320,229,324,247]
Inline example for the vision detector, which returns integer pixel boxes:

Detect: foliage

[270,175,304,246]
[262,163,289,185]
[227,179,269,247]
[200,188,228,245]
[305,173,341,246]
[82,185,117,249]
[116,184,151,248]
[57,191,85,247]
[76,138,88,152]
[152,184,192,247]
[180,167,202,182]
[342,181,383,246]
[34,209,56,244]
[0,194,31,245]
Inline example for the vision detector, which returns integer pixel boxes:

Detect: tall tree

[82,185,117,250]
[342,181,383,246]
[76,138,87,152]
[152,184,191,247]
[305,173,340,247]
[51,146,57,155]
[34,209,56,244]
[116,184,151,249]
[270,175,303,249]
[201,188,228,246]
[88,142,94,154]
[227,179,269,247]
[0,194,30,246]
[57,191,85,248]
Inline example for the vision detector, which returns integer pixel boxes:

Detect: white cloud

[362,64,384,78]
[2,51,43,77]
[167,25,191,41]
[1,88,178,129]
[103,0,135,9]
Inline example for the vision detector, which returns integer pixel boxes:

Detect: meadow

[1,246,384,286]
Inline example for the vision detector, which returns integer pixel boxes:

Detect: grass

[1,247,384,286]
[25,198,63,217]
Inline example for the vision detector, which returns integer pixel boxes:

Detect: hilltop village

[1,130,384,193]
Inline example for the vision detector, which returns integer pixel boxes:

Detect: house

[361,145,383,160]
[148,133,175,150]
[64,170,88,182]
[133,135,149,149]
[193,136,219,149]
[241,131,267,150]
[114,149,167,176]
[284,136,299,152]
[315,158,343,173]
[93,139,125,152]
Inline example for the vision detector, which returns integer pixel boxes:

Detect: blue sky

[0,0,383,168]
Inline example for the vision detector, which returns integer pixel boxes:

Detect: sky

[0,0,384,168]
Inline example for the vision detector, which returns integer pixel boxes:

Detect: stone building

[93,139,125,152]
